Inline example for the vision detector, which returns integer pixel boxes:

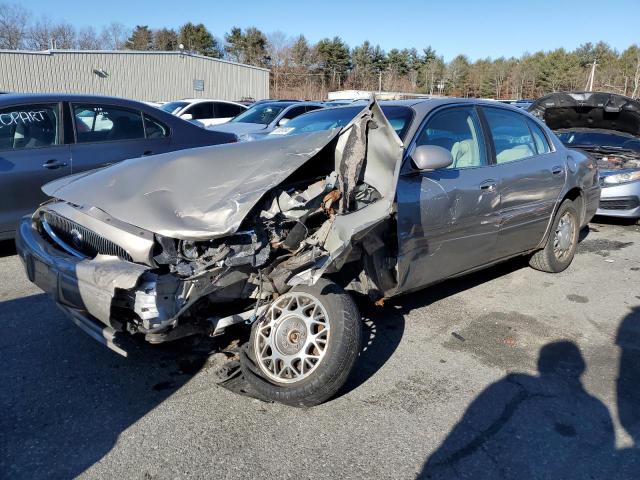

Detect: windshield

[269,105,413,139]
[230,103,287,125]
[556,130,640,152]
[160,101,189,115]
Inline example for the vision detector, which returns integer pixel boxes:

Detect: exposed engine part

[587,150,640,170]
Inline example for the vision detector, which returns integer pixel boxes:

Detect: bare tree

[267,31,293,97]
[28,17,75,50]
[0,2,30,49]
[77,26,101,50]
[100,22,129,50]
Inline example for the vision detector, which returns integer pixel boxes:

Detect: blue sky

[22,0,640,61]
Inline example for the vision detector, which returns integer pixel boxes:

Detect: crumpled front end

[17,99,404,355]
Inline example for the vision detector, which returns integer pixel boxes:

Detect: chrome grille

[41,210,133,262]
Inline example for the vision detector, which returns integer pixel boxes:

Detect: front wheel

[529,199,580,273]
[241,278,361,407]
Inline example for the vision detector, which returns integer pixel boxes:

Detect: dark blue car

[0,93,235,239]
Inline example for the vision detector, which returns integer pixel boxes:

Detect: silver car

[16,98,599,407]
[208,100,324,140]
[530,92,640,222]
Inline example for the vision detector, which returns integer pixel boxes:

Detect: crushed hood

[43,99,404,242]
[43,130,341,240]
[529,91,640,136]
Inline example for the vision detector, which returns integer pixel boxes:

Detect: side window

[415,106,486,169]
[527,119,551,154]
[143,114,170,139]
[186,102,214,120]
[0,104,60,150]
[215,103,245,118]
[305,105,323,113]
[483,108,537,163]
[283,106,307,120]
[73,105,144,143]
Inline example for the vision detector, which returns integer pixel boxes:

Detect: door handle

[552,165,564,175]
[42,159,68,169]
[479,180,497,192]
[142,150,153,156]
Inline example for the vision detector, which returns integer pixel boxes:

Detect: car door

[0,102,70,236]
[395,105,502,292]
[479,106,565,258]
[69,103,170,173]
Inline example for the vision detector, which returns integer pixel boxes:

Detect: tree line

[1,2,639,100]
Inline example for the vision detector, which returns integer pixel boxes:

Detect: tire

[241,278,361,407]
[529,199,580,273]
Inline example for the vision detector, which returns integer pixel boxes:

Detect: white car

[160,99,248,128]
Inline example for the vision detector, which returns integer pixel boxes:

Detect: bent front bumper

[597,181,640,219]
[15,216,177,355]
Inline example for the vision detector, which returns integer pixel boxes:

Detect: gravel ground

[1,218,639,479]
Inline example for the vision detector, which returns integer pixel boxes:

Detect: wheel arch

[539,187,584,248]
[563,187,585,226]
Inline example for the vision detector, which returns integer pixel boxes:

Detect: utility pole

[586,60,597,92]
[378,70,382,93]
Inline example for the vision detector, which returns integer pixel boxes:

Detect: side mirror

[412,145,453,171]
[180,113,193,121]
[277,118,290,126]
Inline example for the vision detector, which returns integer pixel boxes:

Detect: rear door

[396,105,502,291]
[69,103,170,173]
[479,106,564,258]
[0,102,70,235]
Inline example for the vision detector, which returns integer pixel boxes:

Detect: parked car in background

[323,100,356,107]
[267,102,414,140]
[0,93,236,239]
[208,101,324,140]
[16,98,598,407]
[160,99,248,128]
[530,92,640,222]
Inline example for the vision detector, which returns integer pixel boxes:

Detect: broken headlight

[180,240,200,259]
[602,170,640,185]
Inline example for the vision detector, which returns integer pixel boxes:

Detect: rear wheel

[241,278,361,407]
[529,199,579,273]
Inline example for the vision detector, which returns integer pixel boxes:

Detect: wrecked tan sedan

[16,99,599,406]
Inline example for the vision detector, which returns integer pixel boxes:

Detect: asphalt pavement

[1,218,639,479]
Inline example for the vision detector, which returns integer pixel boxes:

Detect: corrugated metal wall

[0,50,270,102]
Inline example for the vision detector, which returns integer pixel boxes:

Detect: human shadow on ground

[616,307,640,478]
[419,307,640,480]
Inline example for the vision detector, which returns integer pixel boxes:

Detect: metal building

[0,49,270,102]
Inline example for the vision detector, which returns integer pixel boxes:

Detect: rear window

[73,104,145,143]
[483,107,537,163]
[144,114,170,138]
